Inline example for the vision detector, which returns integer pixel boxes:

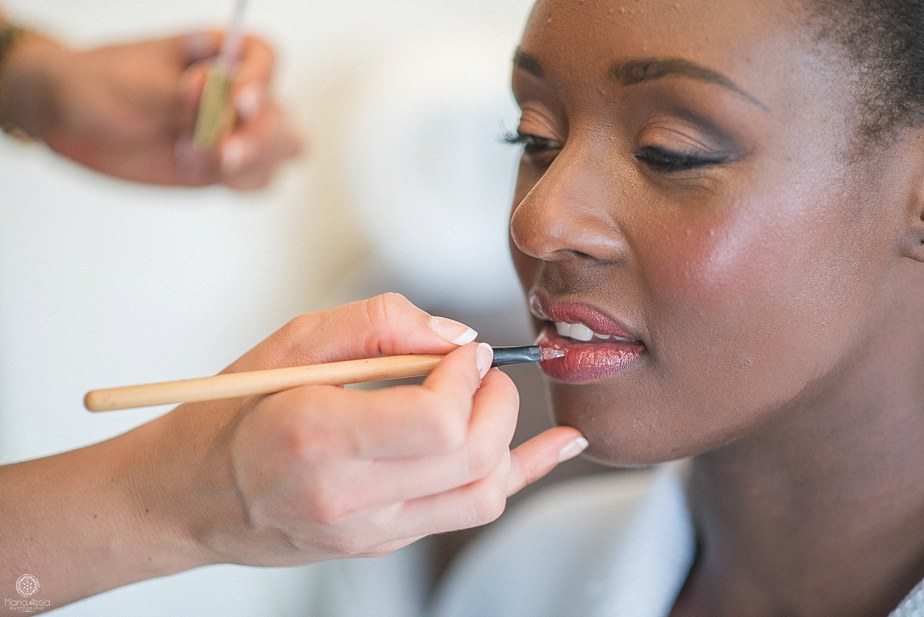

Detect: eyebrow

[513,49,545,78]
[513,49,770,113]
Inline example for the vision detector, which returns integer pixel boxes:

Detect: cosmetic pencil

[84,345,566,412]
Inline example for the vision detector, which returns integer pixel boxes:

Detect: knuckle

[490,369,520,408]
[405,385,434,410]
[470,485,507,525]
[425,410,466,451]
[366,292,411,329]
[445,395,471,431]
[285,420,330,467]
[361,293,413,355]
[503,375,521,408]
[281,312,316,342]
[305,480,349,526]
[363,547,393,558]
[244,35,276,66]
[465,442,500,478]
[329,534,368,557]
[378,291,412,311]
[359,541,403,558]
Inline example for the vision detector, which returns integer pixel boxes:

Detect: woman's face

[510,0,912,464]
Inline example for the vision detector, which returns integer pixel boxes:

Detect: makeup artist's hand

[0,294,586,609]
[138,294,587,568]
[0,29,301,189]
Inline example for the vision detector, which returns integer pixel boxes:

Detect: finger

[332,369,519,505]
[354,535,424,558]
[219,104,302,187]
[181,30,223,65]
[505,427,587,496]
[173,61,223,185]
[381,427,587,540]
[227,293,479,372]
[422,341,492,404]
[174,133,220,186]
[182,33,275,121]
[176,62,210,135]
[231,36,276,120]
[265,344,488,460]
[310,343,486,458]
[261,386,456,462]
[386,454,512,538]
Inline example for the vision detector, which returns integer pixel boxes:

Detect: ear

[899,132,924,262]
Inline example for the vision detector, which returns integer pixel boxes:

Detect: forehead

[519,0,807,108]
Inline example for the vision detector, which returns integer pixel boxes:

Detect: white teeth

[569,323,594,342]
[553,321,614,342]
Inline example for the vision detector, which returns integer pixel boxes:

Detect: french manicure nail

[476,343,494,379]
[428,316,477,345]
[558,437,589,462]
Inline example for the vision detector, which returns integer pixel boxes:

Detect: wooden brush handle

[84,354,444,412]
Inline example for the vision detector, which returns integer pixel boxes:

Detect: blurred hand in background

[0,26,301,189]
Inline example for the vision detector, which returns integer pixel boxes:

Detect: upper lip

[530,291,641,342]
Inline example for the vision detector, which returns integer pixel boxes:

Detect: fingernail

[558,437,589,462]
[221,139,246,175]
[428,316,477,345]
[476,343,494,379]
[235,87,263,120]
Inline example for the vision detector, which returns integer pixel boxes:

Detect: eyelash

[502,131,561,155]
[502,131,728,173]
[634,146,728,172]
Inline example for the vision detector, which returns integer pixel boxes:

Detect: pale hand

[132,294,587,568]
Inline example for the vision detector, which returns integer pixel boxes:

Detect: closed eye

[502,131,563,155]
[634,145,728,173]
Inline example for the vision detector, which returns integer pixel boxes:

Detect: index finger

[226,293,478,372]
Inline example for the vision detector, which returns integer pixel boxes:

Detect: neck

[683,334,924,617]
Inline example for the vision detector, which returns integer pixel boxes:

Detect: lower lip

[537,325,645,384]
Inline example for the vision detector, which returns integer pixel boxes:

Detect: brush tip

[539,347,566,361]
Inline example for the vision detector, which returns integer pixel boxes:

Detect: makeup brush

[84,345,566,412]
[192,0,247,150]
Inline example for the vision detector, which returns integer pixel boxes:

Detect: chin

[546,381,725,467]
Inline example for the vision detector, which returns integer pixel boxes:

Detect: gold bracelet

[0,24,30,138]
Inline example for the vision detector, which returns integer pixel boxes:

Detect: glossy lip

[529,292,642,341]
[530,291,646,384]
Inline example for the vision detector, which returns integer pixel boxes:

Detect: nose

[510,149,630,263]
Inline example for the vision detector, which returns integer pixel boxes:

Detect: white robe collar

[582,463,923,617]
